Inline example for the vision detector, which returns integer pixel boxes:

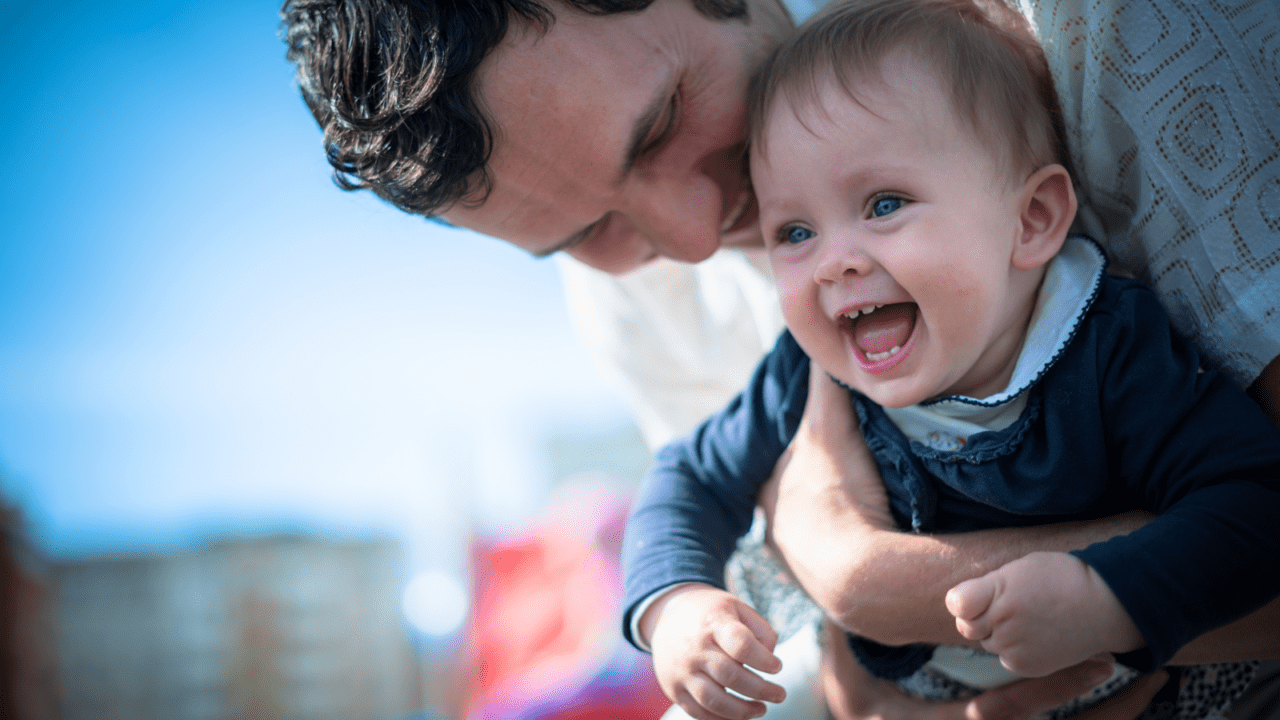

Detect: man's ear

[1011,164,1076,271]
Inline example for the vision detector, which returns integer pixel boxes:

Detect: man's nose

[627,172,726,264]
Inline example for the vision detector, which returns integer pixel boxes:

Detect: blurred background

[0,0,668,717]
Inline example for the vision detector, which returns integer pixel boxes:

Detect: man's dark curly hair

[280,0,748,217]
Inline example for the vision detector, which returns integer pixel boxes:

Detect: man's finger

[966,660,1116,720]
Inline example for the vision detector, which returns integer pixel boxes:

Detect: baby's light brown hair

[749,0,1069,186]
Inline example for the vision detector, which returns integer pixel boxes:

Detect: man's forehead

[478,5,662,94]
[453,8,672,235]
[471,45,647,199]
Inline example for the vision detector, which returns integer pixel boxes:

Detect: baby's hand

[945,551,1143,678]
[645,584,787,720]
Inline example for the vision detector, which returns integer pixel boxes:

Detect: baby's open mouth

[844,303,918,362]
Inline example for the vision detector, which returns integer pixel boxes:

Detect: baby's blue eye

[783,226,815,244]
[871,196,904,217]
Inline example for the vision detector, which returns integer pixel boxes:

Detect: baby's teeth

[843,304,891,322]
[845,305,882,321]
[865,345,902,362]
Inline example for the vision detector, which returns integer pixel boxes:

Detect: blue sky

[0,0,631,571]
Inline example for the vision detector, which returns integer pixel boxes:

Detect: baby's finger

[677,673,768,720]
[705,654,787,704]
[736,604,780,653]
[712,621,782,674]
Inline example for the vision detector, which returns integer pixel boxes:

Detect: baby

[620,1,1280,719]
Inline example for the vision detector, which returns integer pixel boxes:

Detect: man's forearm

[768,473,1149,646]
[770,367,1280,657]
[769,455,1280,659]
[1168,596,1280,664]
[762,370,1153,646]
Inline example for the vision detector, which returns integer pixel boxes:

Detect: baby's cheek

[777,284,818,329]
[791,323,851,382]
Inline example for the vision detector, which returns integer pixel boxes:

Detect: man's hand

[765,364,895,535]
[762,367,922,640]
[819,621,1165,720]
[642,584,787,720]
[946,552,1144,677]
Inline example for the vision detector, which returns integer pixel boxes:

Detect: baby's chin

[835,372,933,409]
[865,390,928,409]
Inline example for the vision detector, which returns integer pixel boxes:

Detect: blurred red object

[465,481,669,720]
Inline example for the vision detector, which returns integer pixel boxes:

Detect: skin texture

[440,2,1280,717]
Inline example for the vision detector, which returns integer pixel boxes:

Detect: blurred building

[1,501,61,720]
[9,422,662,720]
[52,535,422,720]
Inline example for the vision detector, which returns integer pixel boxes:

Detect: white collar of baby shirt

[883,236,1107,452]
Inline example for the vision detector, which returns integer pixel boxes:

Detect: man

[280,1,1280,718]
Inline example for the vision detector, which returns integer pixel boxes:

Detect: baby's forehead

[756,57,956,144]
[756,48,936,132]
[745,1,1061,186]
[752,63,1022,183]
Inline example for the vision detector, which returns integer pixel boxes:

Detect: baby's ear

[1012,164,1076,271]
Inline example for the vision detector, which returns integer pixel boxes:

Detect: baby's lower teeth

[866,345,902,362]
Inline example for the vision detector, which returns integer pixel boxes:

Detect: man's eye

[781,226,815,244]
[639,91,681,160]
[871,196,904,218]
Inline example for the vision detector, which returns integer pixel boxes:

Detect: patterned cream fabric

[1021,0,1280,388]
